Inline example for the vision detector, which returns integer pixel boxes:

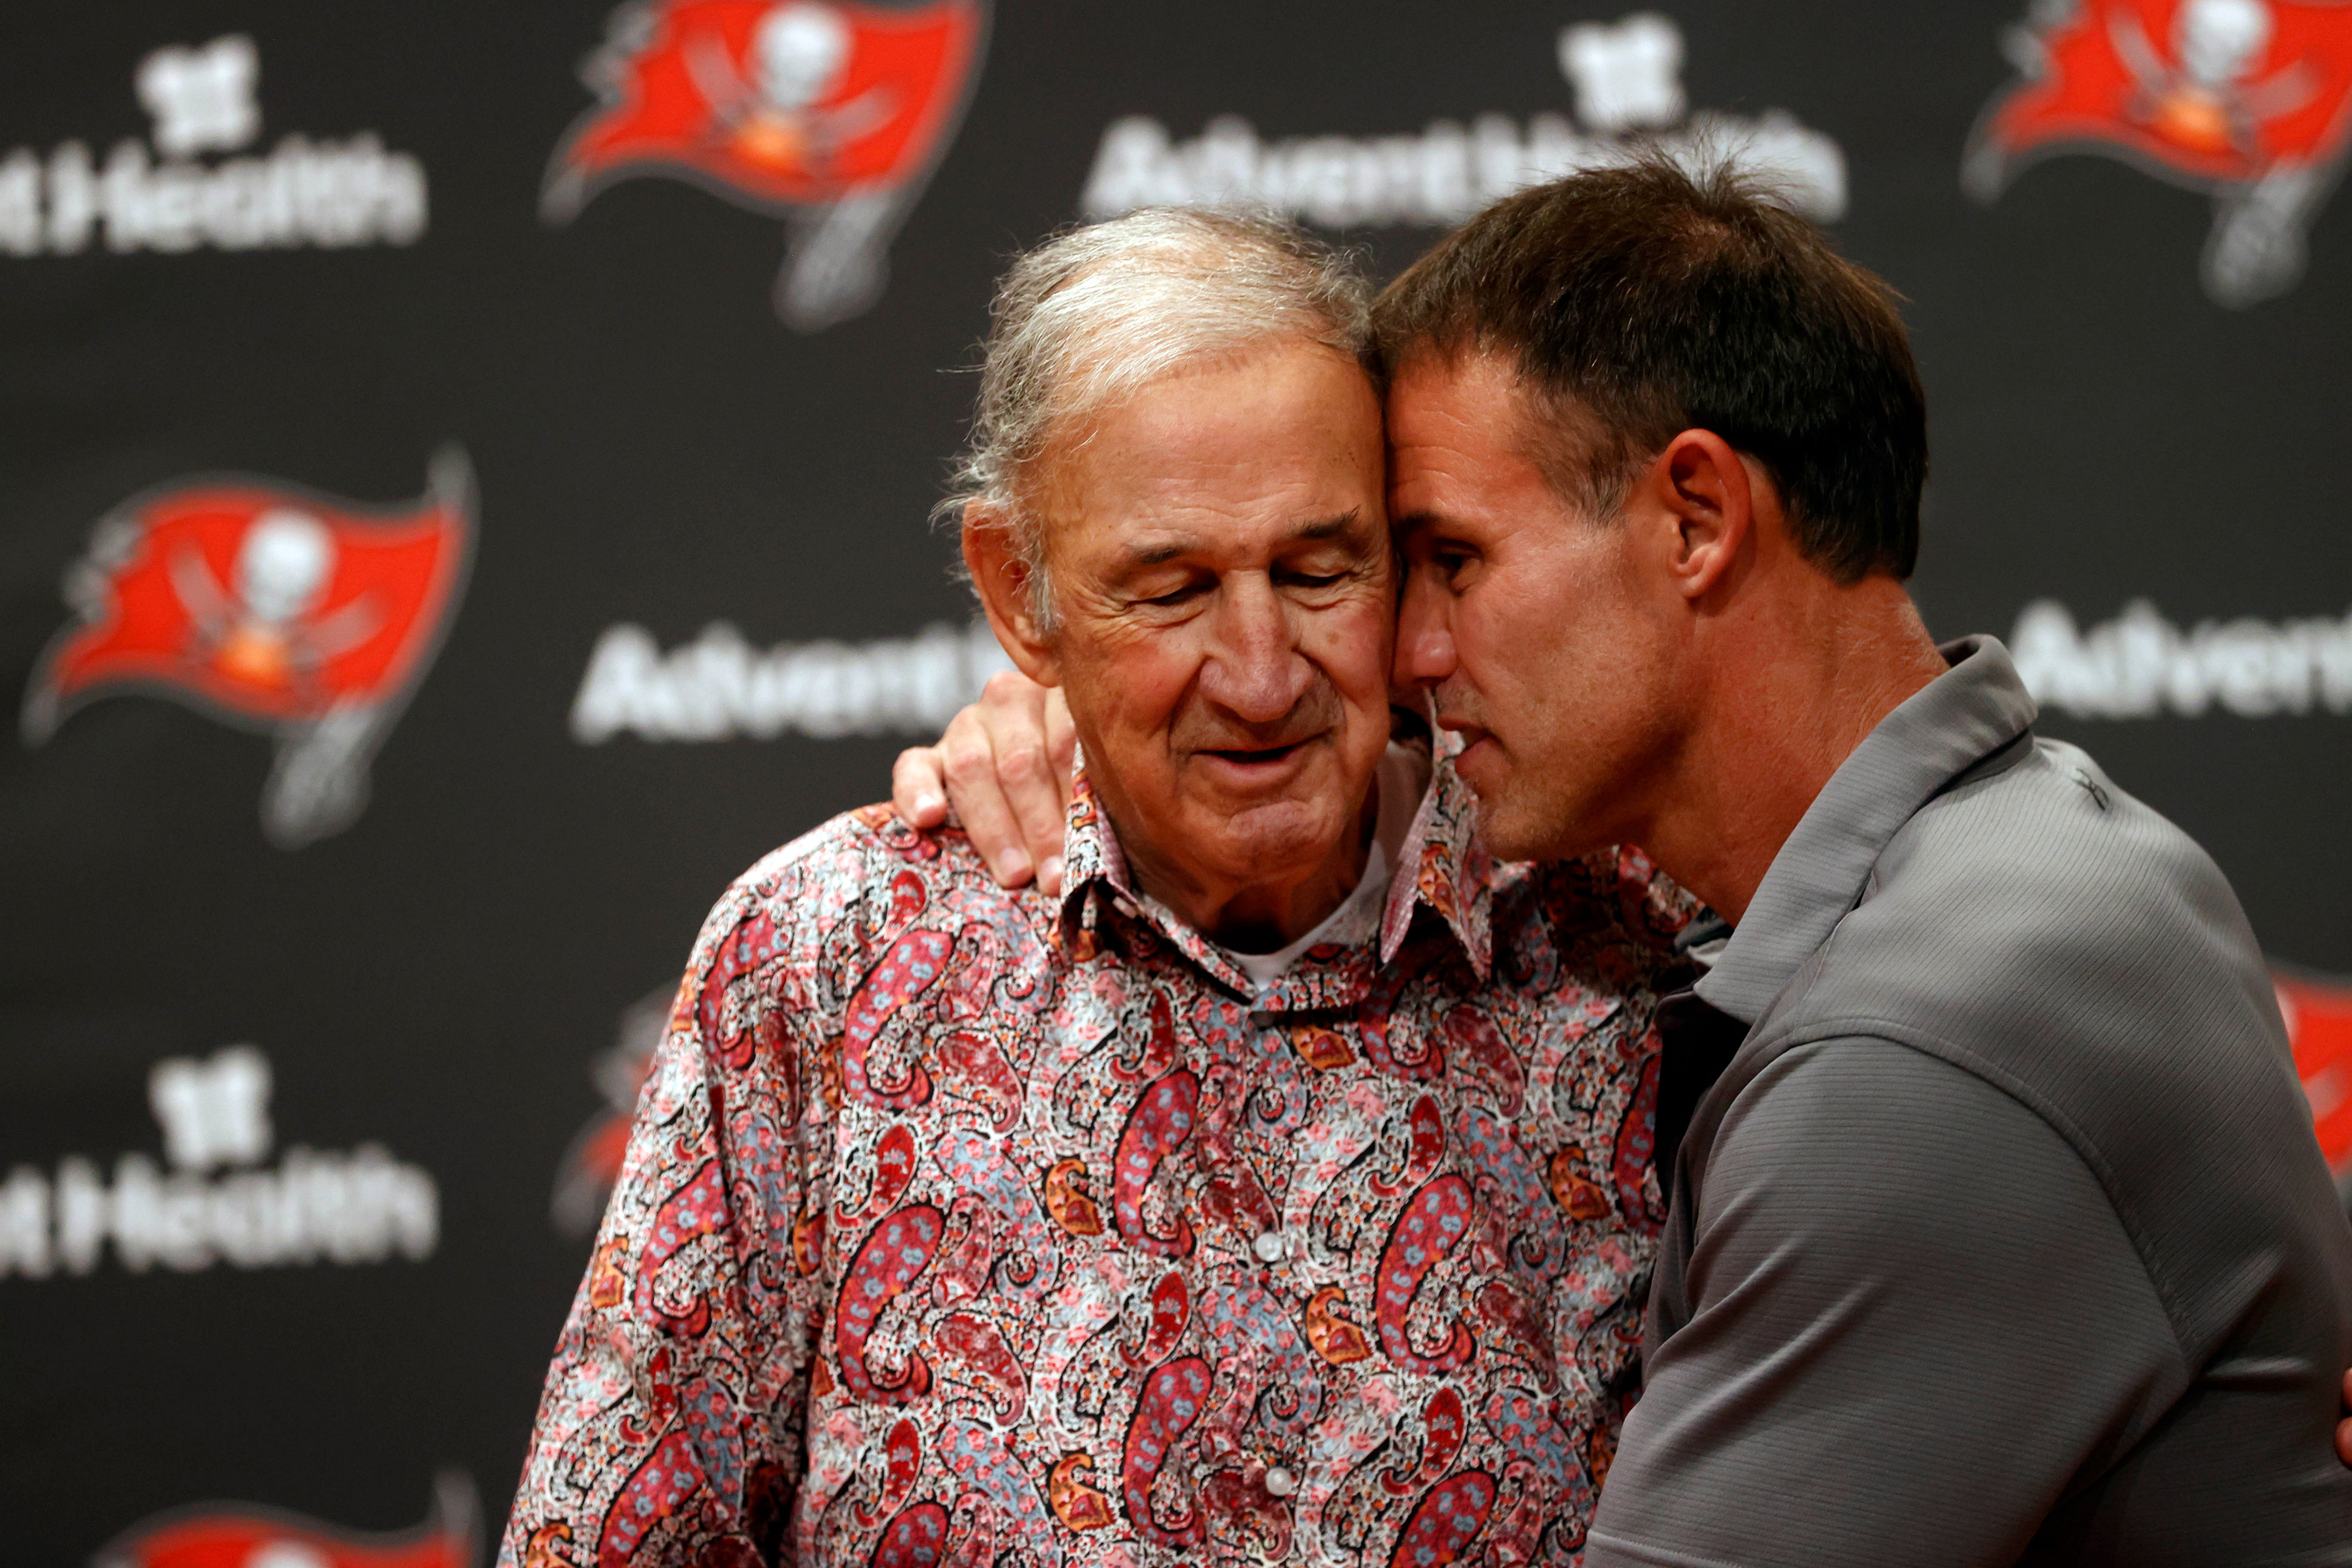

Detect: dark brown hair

[1372,155,1926,583]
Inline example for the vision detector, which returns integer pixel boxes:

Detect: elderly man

[905,165,2352,1562]
[501,209,1695,1565]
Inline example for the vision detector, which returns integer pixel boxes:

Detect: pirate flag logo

[21,450,474,850]
[543,0,990,330]
[550,983,668,1237]
[2278,966,2352,1198]
[91,1473,476,1568]
[1965,0,2352,306]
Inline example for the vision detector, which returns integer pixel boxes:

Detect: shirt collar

[1695,634,2039,1024]
[1052,740,1494,996]
[1379,737,1493,980]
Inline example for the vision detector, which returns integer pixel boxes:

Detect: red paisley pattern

[1112,1069,1199,1257]
[634,1160,728,1338]
[1124,1355,1214,1547]
[1392,1470,1498,1568]
[1376,1175,1478,1376]
[502,751,1697,1568]
[837,1204,943,1403]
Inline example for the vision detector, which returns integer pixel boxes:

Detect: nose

[1394,563,1458,689]
[1196,574,1314,726]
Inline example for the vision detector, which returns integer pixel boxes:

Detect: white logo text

[2011,599,2352,720]
[1081,13,1845,229]
[0,34,428,259]
[572,619,1016,744]
[0,1045,439,1278]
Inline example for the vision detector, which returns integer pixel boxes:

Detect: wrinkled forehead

[1032,342,1388,559]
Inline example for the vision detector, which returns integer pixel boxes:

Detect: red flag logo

[544,0,990,330]
[21,450,474,848]
[1965,0,2352,305]
[551,984,669,1237]
[91,1473,475,1568]
[2278,967,2352,1179]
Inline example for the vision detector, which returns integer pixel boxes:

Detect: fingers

[984,680,1070,897]
[940,699,1035,887]
[2340,1371,2352,1468]
[891,746,949,829]
[888,670,1075,894]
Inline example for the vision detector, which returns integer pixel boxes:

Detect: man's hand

[2340,1369,2352,1467]
[891,671,1076,894]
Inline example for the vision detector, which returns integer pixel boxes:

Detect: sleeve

[1583,1037,2185,1568]
[499,882,827,1568]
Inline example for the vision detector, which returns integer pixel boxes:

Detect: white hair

[941,207,1373,628]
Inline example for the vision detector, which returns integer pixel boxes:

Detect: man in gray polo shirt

[907,160,2352,1559]
[1611,631,2341,1561]
[1368,160,2352,1562]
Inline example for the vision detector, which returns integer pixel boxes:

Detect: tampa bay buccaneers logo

[2279,967,2352,1186]
[544,0,990,330]
[1965,0,2352,306]
[551,983,669,1237]
[92,1473,475,1568]
[21,451,473,849]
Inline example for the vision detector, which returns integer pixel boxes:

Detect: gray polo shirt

[1584,636,2352,1567]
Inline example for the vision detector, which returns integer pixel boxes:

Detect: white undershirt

[1225,745,1426,992]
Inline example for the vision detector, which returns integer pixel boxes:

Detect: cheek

[1463,546,1650,721]
[1308,593,1399,701]
[1062,628,1199,741]
[1449,584,1531,698]
[1543,594,1677,768]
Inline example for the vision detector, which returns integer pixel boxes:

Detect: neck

[1636,576,1948,926]
[1112,787,1379,952]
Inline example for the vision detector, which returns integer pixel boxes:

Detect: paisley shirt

[502,754,1697,1568]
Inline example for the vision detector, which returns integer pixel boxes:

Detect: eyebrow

[1118,510,1366,570]
[1292,510,1363,543]
[1123,540,1196,569]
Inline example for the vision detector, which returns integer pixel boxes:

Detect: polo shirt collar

[1695,634,2039,1025]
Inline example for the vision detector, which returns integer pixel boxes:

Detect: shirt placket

[1052,763,1496,1563]
[1224,942,1381,1553]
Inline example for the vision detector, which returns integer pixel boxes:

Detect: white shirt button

[1263,1465,1300,1498]
[1251,1230,1287,1264]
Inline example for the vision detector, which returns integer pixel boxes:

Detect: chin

[1201,797,1346,877]
[1467,787,1581,865]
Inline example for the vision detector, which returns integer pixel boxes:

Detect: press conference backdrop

[3,0,2349,1559]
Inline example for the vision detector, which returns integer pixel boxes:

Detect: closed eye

[1427,547,1475,585]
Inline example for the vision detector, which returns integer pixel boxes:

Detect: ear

[962,499,1062,686]
[1638,429,1757,602]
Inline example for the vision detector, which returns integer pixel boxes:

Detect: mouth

[1195,738,1313,778]
[1439,718,1499,776]
[1203,739,1306,765]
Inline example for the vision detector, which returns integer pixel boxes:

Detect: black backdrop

[4,2,2349,1559]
